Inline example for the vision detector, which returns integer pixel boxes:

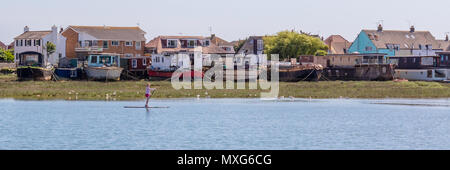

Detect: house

[387,55,447,81]
[61,25,148,75]
[323,35,352,54]
[145,35,233,71]
[207,34,236,54]
[14,25,66,67]
[348,25,443,57]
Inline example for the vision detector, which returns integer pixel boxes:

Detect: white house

[14,25,66,67]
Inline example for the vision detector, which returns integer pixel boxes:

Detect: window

[91,56,98,63]
[162,57,164,63]
[204,40,210,46]
[167,40,177,47]
[111,41,119,46]
[143,58,147,66]
[257,39,263,50]
[70,70,77,78]
[26,40,32,46]
[16,40,19,46]
[59,53,62,58]
[20,40,23,46]
[132,59,137,68]
[418,44,422,50]
[36,40,40,46]
[365,46,373,51]
[103,41,108,49]
[187,40,197,47]
[125,41,133,46]
[135,41,141,50]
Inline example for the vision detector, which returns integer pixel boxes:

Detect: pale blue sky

[2,0,450,44]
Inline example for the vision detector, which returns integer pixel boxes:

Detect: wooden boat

[54,67,82,80]
[86,66,123,81]
[16,66,53,81]
[86,54,123,81]
[276,64,323,82]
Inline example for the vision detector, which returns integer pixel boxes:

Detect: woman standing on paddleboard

[145,83,156,107]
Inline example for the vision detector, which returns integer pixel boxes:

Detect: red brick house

[61,25,149,76]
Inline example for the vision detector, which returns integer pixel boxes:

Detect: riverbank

[1,74,449,100]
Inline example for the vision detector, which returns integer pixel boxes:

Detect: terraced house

[61,25,149,71]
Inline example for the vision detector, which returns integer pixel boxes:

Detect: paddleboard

[124,106,170,109]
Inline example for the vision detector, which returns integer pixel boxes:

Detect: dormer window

[167,39,177,48]
[187,40,197,48]
[204,40,210,46]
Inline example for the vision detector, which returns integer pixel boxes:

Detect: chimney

[24,26,29,32]
[410,25,415,33]
[52,25,58,33]
[211,34,215,39]
[377,24,383,32]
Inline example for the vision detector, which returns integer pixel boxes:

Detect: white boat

[86,66,123,80]
[394,69,449,81]
[86,54,123,80]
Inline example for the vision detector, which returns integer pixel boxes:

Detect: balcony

[75,45,103,52]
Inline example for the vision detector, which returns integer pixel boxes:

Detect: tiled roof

[324,35,352,54]
[437,40,450,51]
[145,36,233,54]
[14,31,51,39]
[68,25,146,41]
[363,29,441,49]
[207,35,234,46]
[0,41,6,49]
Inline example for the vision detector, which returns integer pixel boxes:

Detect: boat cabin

[87,54,120,67]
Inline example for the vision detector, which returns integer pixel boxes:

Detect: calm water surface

[0,98,449,150]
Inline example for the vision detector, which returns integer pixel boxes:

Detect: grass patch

[0,75,449,100]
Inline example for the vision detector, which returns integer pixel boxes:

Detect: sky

[2,0,450,44]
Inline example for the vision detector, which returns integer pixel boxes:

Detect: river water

[0,98,449,150]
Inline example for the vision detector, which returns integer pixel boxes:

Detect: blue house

[348,25,445,57]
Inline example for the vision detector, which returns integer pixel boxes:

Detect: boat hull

[278,68,322,82]
[85,67,123,80]
[394,69,448,81]
[16,67,52,81]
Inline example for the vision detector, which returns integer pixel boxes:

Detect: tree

[45,41,56,57]
[0,48,14,62]
[263,30,328,60]
[233,39,246,52]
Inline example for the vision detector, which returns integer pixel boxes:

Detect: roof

[145,36,233,54]
[0,41,6,49]
[437,40,450,51]
[324,35,352,54]
[14,31,52,39]
[207,34,234,46]
[362,29,441,49]
[237,36,264,54]
[68,25,146,41]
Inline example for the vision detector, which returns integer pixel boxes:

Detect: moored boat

[16,66,53,81]
[86,54,123,81]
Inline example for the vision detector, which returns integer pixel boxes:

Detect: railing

[75,45,103,52]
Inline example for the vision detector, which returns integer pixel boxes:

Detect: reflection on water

[0,98,449,150]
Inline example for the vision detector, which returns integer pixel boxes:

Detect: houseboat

[389,55,448,81]
[148,54,203,80]
[85,54,123,80]
[277,64,323,82]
